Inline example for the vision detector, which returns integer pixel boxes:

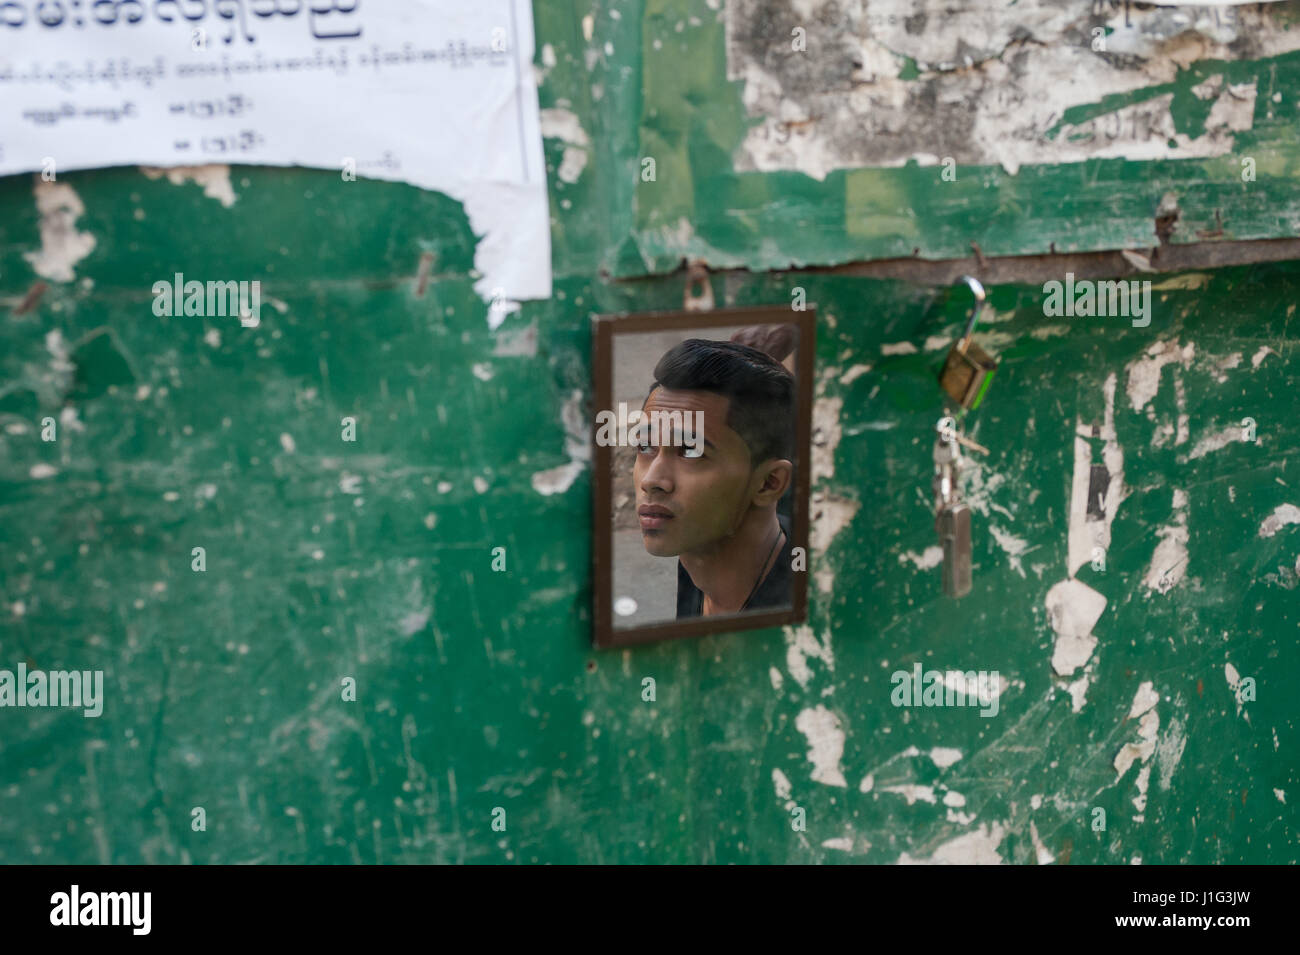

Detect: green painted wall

[0,1,1295,864]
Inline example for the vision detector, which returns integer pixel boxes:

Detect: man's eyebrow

[632,419,713,449]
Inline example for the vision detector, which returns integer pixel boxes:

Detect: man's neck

[680,509,782,615]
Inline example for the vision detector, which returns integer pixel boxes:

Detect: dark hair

[647,338,795,467]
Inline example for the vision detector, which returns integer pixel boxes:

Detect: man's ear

[752,458,793,506]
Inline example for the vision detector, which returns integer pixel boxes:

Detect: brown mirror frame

[590,304,815,649]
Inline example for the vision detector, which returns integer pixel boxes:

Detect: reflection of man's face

[633,386,763,558]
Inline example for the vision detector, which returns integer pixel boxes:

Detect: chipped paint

[1129,681,1159,720]
[811,393,843,484]
[530,389,589,496]
[540,107,592,184]
[839,363,872,385]
[1045,578,1106,677]
[929,747,962,769]
[140,164,237,207]
[726,1,1300,178]
[1187,424,1246,460]
[897,822,1006,865]
[881,783,937,805]
[784,624,834,690]
[771,767,793,801]
[1066,674,1091,713]
[1259,503,1300,538]
[795,704,847,788]
[900,546,944,571]
[1029,821,1055,865]
[1251,346,1278,369]
[1155,716,1187,792]
[989,525,1030,578]
[1115,683,1162,781]
[1143,489,1189,594]
[23,180,97,283]
[1126,340,1195,413]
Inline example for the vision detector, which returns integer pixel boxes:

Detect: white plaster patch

[539,108,592,187]
[821,837,854,851]
[940,669,1008,704]
[839,363,872,385]
[811,394,843,485]
[1115,698,1161,778]
[23,180,97,282]
[859,774,874,793]
[809,490,859,556]
[897,823,1006,865]
[1045,578,1106,677]
[881,784,937,805]
[1125,340,1194,412]
[769,666,784,691]
[784,624,834,689]
[140,163,237,206]
[943,791,966,807]
[1128,681,1159,720]
[1155,716,1187,792]
[929,747,963,769]
[900,546,944,570]
[1066,674,1091,713]
[1142,488,1189,594]
[1251,346,1277,369]
[1030,821,1055,865]
[530,389,589,496]
[556,146,589,184]
[1132,763,1151,816]
[1225,662,1241,694]
[1259,504,1300,538]
[1029,324,1070,340]
[772,768,793,801]
[727,4,1295,178]
[1187,424,1244,460]
[989,525,1030,578]
[1067,374,1125,577]
[880,342,918,356]
[795,705,848,788]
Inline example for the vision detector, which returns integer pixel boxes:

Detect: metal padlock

[938,275,997,411]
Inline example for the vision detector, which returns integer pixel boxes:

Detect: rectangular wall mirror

[591,305,814,648]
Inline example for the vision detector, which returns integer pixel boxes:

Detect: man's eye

[681,445,703,459]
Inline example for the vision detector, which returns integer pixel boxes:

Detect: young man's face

[632,386,776,558]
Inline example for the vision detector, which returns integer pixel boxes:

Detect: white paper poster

[0,0,551,301]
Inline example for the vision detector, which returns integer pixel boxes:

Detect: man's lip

[637,504,674,531]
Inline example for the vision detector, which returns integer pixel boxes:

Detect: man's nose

[639,447,674,493]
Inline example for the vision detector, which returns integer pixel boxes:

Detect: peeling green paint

[0,1,1295,865]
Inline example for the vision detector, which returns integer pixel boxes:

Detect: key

[936,500,973,598]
